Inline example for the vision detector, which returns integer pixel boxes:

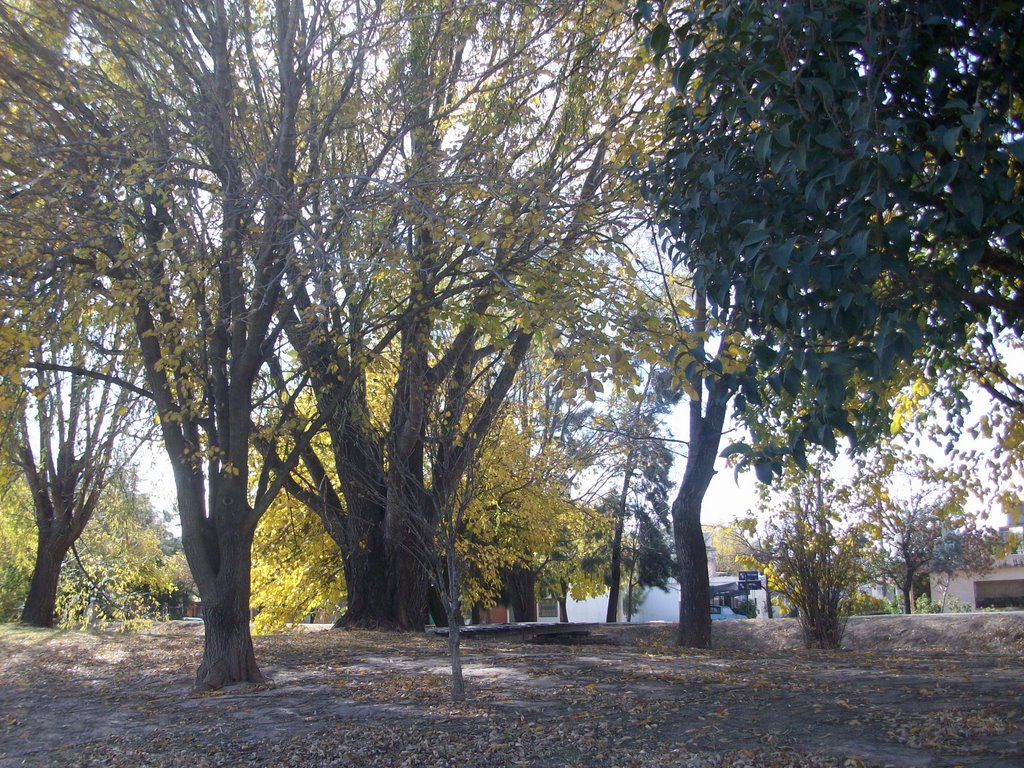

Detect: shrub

[846,593,889,616]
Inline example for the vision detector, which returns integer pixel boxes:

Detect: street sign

[738,571,762,590]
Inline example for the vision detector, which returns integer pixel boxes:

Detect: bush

[846,593,889,616]
[734,599,758,618]
[940,597,972,614]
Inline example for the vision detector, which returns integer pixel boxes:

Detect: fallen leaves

[0,621,1021,767]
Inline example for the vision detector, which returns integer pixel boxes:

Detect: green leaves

[638,0,1024,467]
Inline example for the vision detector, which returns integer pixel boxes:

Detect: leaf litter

[0,614,1021,767]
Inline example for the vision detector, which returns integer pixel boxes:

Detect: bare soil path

[0,614,1021,767]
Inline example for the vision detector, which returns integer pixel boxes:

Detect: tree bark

[674,490,711,646]
[672,294,730,648]
[191,531,265,691]
[606,460,635,623]
[20,536,71,628]
[505,566,537,622]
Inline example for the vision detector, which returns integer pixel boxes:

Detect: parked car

[710,605,748,621]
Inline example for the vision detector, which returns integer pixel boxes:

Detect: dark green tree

[639,0,1024,463]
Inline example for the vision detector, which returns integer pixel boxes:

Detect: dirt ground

[0,613,1021,767]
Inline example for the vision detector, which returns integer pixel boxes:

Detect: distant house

[930,522,1024,610]
[537,532,769,623]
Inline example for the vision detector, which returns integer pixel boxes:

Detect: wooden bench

[425,621,597,642]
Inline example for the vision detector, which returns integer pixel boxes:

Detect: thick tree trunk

[505,566,537,622]
[671,330,728,648]
[901,582,913,614]
[196,600,264,691]
[20,536,70,628]
[386,536,430,629]
[193,545,265,691]
[332,496,392,628]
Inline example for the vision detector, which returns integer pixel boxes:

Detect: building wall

[551,575,769,624]
[933,553,1024,609]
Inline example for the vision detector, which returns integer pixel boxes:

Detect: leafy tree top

[637,0,1024,469]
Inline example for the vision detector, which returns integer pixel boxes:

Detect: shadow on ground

[1,614,1021,767]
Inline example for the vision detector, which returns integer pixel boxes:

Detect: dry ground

[0,613,1022,767]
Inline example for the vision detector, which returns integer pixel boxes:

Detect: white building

[932,551,1024,610]
[929,521,1024,610]
[537,533,769,623]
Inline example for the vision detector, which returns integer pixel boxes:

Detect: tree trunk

[192,543,265,691]
[674,492,711,647]
[606,513,624,622]
[20,536,70,628]
[606,462,634,623]
[671,295,729,649]
[385,527,431,630]
[901,582,913,614]
[331,494,392,628]
[765,589,775,619]
[505,566,537,622]
[558,579,569,623]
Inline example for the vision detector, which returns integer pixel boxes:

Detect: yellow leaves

[890,377,931,435]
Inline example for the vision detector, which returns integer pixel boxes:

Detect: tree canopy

[640,0,1024,466]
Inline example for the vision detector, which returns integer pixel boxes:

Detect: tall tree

[598,365,677,622]
[854,449,969,613]
[635,0,1023,646]
[640,0,1024,462]
[276,0,644,630]
[13,314,146,628]
[0,0,366,688]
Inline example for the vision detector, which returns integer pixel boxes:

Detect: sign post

[738,571,763,591]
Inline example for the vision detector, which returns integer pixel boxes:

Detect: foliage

[460,410,609,612]
[251,494,345,634]
[733,597,758,619]
[930,528,999,611]
[754,462,873,649]
[912,594,973,615]
[0,478,34,620]
[639,0,1024,468]
[592,366,678,622]
[853,446,985,614]
[844,593,889,617]
[52,468,178,630]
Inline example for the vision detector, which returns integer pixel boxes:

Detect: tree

[756,462,872,649]
[855,452,969,614]
[54,465,179,630]
[274,0,644,630]
[930,527,998,612]
[7,311,148,628]
[0,0,358,688]
[628,248,745,647]
[620,508,675,622]
[640,0,1024,466]
[597,365,678,622]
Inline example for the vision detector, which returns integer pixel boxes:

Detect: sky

[139,379,1017,541]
